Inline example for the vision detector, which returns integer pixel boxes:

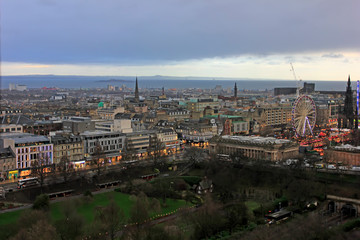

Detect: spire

[162,86,165,96]
[234,82,238,98]
[347,75,351,88]
[135,77,139,102]
[344,75,354,128]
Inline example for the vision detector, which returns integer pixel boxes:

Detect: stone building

[209,135,299,161]
[0,147,16,179]
[326,145,360,166]
[50,134,84,165]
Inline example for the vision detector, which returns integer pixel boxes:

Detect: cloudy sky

[1,0,360,80]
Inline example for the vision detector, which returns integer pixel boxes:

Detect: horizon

[1,74,356,82]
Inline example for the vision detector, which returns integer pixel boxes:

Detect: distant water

[1,75,356,91]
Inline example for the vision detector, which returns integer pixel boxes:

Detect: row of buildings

[0,127,179,179]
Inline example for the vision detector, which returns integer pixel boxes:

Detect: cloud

[22,64,50,68]
[322,53,345,58]
[1,0,360,65]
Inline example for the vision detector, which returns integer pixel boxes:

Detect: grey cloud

[322,53,345,58]
[1,0,360,64]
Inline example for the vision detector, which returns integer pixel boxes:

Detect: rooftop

[221,135,292,145]
[0,133,50,144]
[334,144,360,152]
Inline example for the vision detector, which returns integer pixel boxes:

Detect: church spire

[135,77,139,102]
[344,75,354,128]
[234,82,238,98]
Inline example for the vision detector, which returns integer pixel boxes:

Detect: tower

[344,75,354,128]
[234,82,238,98]
[338,76,354,129]
[135,77,139,102]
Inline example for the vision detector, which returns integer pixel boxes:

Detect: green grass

[0,209,23,226]
[0,191,191,226]
[245,201,261,211]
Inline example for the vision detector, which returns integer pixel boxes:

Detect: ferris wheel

[291,95,316,137]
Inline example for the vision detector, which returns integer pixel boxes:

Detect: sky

[1,0,360,80]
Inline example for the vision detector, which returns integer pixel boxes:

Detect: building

[125,130,157,156]
[176,121,215,145]
[187,98,220,113]
[95,121,115,132]
[63,117,95,134]
[9,84,27,91]
[209,135,299,161]
[274,88,297,96]
[23,120,63,136]
[50,134,84,166]
[156,128,180,153]
[338,76,355,129]
[234,82,238,98]
[97,106,124,120]
[0,124,23,133]
[0,133,53,178]
[0,147,16,179]
[80,131,125,163]
[135,77,140,103]
[114,119,133,133]
[256,105,292,127]
[326,145,360,166]
[302,82,315,94]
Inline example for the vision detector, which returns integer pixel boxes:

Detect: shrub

[342,218,360,232]
[83,190,93,197]
[181,176,202,186]
[33,194,50,211]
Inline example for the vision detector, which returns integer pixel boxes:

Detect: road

[0,150,191,195]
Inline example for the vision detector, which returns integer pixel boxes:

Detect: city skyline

[1,0,360,80]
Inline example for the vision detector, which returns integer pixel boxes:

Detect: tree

[94,199,125,240]
[190,195,225,239]
[31,151,54,191]
[122,139,137,162]
[33,194,50,211]
[225,202,249,234]
[91,141,107,176]
[55,201,85,240]
[148,136,166,167]
[11,219,58,240]
[58,155,74,183]
[183,146,205,165]
[12,210,58,240]
[130,192,150,225]
[125,192,151,240]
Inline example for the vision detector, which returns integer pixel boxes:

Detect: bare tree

[31,152,54,192]
[57,155,74,183]
[94,199,125,240]
[91,142,107,176]
[122,139,137,162]
[55,201,85,240]
[183,146,205,165]
[148,136,165,166]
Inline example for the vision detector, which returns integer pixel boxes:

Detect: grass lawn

[0,209,23,226]
[0,191,191,226]
[245,201,260,211]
